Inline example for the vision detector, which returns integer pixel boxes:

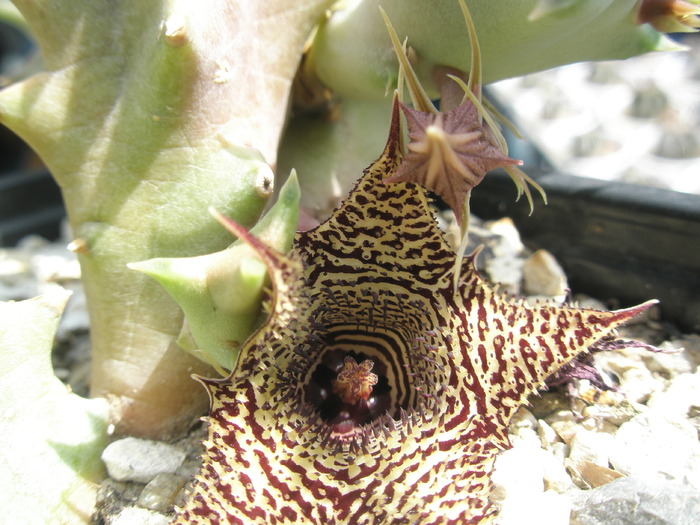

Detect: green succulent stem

[0,0,332,438]
[308,0,681,101]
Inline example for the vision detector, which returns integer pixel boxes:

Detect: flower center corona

[305,349,393,433]
[332,356,378,404]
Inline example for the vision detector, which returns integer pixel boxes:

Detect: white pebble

[491,439,545,506]
[568,429,615,468]
[487,217,524,257]
[610,412,700,490]
[647,371,700,423]
[522,249,568,297]
[496,489,571,525]
[111,507,171,525]
[485,256,523,295]
[101,437,186,484]
[542,449,575,493]
[537,419,561,449]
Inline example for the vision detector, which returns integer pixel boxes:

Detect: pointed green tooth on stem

[380,7,436,114]
[128,172,300,372]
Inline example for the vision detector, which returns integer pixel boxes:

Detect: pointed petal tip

[589,299,659,329]
[613,299,659,319]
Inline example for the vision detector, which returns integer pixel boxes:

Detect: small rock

[571,294,607,311]
[176,458,202,479]
[485,256,523,295]
[568,429,615,469]
[545,410,579,445]
[508,408,540,448]
[111,507,171,525]
[578,416,618,436]
[486,217,524,257]
[566,459,624,490]
[570,476,700,525]
[643,350,695,378]
[96,477,143,507]
[137,473,187,513]
[491,439,545,506]
[646,371,700,423]
[597,352,666,403]
[542,449,575,493]
[496,489,571,525]
[581,398,641,427]
[610,412,700,490]
[537,419,561,449]
[661,335,700,369]
[509,407,538,433]
[522,249,568,297]
[56,285,90,338]
[550,442,570,464]
[102,437,186,484]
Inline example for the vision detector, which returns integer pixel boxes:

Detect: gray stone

[610,412,700,490]
[570,476,700,525]
[102,437,186,484]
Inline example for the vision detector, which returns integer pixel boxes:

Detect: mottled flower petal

[175,98,654,524]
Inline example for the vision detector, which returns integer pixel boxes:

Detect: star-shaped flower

[385,101,522,225]
[174,99,653,524]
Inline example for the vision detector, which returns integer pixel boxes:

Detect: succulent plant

[0,0,692,521]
